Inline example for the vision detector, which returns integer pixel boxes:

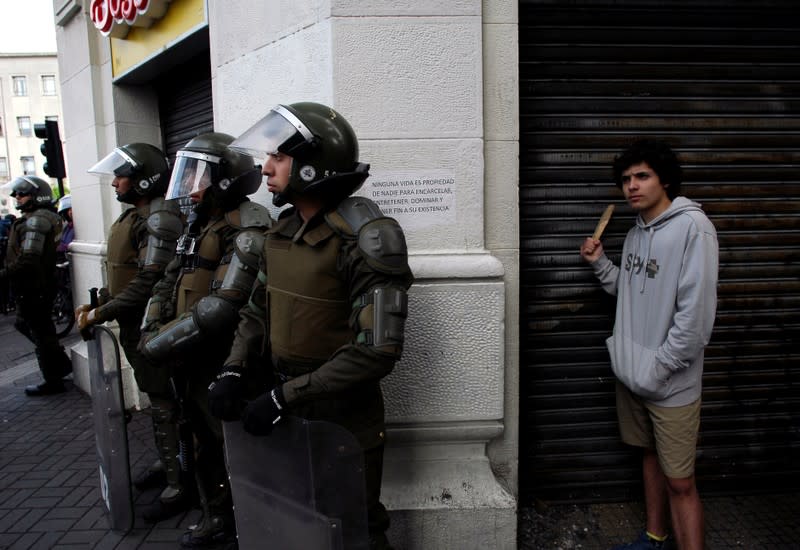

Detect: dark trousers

[15,295,71,383]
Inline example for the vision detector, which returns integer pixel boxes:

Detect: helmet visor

[165,151,219,201]
[230,105,314,160]
[2,176,39,197]
[87,148,138,177]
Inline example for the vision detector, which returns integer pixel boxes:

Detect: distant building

[0,52,66,214]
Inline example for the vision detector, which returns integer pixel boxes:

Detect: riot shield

[88,325,133,533]
[224,416,368,550]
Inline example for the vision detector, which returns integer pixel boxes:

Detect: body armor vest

[106,206,147,296]
[175,217,231,315]
[6,209,61,292]
[266,220,352,366]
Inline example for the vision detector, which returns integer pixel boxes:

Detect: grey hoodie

[590,196,718,407]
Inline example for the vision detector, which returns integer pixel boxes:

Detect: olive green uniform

[6,206,72,383]
[146,198,272,532]
[92,200,184,496]
[95,202,179,391]
[225,197,413,540]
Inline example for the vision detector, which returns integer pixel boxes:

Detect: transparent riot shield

[88,325,133,533]
[224,416,368,550]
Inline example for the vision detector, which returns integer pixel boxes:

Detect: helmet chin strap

[271,189,292,207]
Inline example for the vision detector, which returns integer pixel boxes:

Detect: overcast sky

[0,0,57,54]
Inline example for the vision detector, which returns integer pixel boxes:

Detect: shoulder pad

[147,204,184,240]
[149,196,182,216]
[228,201,273,230]
[25,211,55,233]
[357,217,410,275]
[326,196,384,237]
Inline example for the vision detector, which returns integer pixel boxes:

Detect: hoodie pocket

[606,334,671,400]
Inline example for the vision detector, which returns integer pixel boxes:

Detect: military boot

[133,459,167,491]
[142,484,196,523]
[180,514,236,548]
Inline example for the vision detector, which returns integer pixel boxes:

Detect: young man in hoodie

[580,139,718,550]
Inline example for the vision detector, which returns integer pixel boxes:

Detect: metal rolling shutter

[156,52,213,163]
[519,1,800,503]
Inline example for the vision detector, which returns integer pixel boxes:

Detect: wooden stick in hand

[592,204,615,240]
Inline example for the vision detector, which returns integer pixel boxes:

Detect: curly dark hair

[612,139,682,200]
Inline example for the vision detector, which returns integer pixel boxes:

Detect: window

[12,76,27,96]
[17,116,32,137]
[0,158,8,178]
[21,156,35,175]
[41,75,57,96]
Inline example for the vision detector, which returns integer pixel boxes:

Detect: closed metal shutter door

[156,52,213,162]
[519,1,800,503]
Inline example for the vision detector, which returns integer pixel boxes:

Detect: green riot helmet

[230,102,369,206]
[88,143,170,204]
[1,176,54,212]
[164,132,261,206]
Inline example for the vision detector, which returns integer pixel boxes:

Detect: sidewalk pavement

[1,311,798,549]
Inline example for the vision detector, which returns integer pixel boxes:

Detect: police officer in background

[77,143,190,522]
[140,132,272,548]
[56,194,75,263]
[1,176,73,396]
[208,102,413,550]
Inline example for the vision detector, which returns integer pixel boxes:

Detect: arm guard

[143,294,241,360]
[22,215,53,255]
[219,229,265,296]
[354,285,408,358]
[143,198,184,269]
[352,217,411,358]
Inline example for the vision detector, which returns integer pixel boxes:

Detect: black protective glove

[241,386,286,436]
[208,366,246,421]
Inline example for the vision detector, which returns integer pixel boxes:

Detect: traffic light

[33,120,67,179]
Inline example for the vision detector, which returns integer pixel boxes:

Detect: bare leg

[666,475,704,550]
[642,448,670,538]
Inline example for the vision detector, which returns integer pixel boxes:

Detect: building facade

[0,52,65,215]
[54,1,519,547]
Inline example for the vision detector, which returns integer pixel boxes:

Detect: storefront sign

[361,171,457,229]
[90,0,171,38]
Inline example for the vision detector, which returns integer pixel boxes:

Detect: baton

[592,204,615,240]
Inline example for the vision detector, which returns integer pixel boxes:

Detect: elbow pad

[354,285,409,358]
[144,295,241,360]
[22,216,53,255]
[220,230,264,296]
[144,198,184,268]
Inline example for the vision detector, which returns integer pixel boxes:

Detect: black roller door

[519,1,800,503]
[155,51,213,163]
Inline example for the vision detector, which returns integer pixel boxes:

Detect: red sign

[90,0,171,38]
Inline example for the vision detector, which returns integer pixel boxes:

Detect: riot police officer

[140,132,272,547]
[1,176,72,396]
[208,102,413,550]
[78,143,190,522]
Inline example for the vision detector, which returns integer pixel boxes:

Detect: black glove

[241,386,286,436]
[208,366,246,421]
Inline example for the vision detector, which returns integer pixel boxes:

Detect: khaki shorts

[616,381,701,479]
